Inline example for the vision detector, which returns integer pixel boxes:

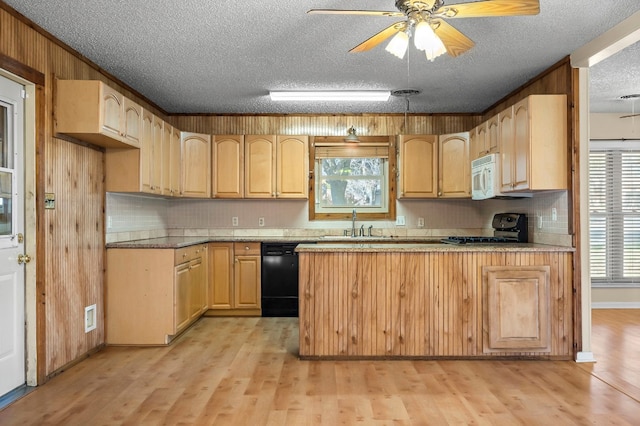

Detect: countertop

[106,236,573,252]
[295,242,574,252]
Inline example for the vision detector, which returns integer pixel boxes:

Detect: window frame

[308,136,397,221]
[589,139,640,287]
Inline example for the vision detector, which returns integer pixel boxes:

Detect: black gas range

[441,213,528,245]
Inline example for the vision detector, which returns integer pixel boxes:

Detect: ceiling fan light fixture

[413,20,437,51]
[424,36,447,61]
[385,30,409,59]
[269,90,390,102]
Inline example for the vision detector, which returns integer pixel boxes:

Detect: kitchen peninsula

[296,242,574,360]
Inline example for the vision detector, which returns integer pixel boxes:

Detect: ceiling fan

[308,0,540,61]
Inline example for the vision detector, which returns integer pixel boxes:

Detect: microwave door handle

[481,168,488,195]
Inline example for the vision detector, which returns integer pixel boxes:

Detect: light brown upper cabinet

[104,108,163,194]
[471,114,500,162]
[212,135,245,198]
[438,132,470,198]
[397,135,438,198]
[245,135,308,199]
[500,95,568,192]
[55,80,142,148]
[398,133,469,199]
[170,126,182,197]
[276,135,309,199]
[181,132,211,198]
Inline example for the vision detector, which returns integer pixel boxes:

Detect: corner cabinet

[55,80,142,148]
[106,244,208,345]
[398,133,469,199]
[104,108,165,195]
[208,242,261,316]
[500,95,568,192]
[245,135,309,199]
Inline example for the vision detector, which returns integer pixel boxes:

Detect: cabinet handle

[245,246,250,251]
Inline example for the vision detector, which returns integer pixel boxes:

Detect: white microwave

[471,153,503,200]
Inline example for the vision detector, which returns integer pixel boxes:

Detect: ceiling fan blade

[620,113,640,119]
[441,0,540,18]
[307,9,404,17]
[433,20,475,57]
[349,22,407,53]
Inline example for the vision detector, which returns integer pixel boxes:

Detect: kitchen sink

[320,235,394,241]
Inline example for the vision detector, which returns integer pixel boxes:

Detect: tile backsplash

[106,191,571,246]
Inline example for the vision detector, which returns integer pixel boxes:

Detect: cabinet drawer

[175,244,207,264]
[233,242,260,256]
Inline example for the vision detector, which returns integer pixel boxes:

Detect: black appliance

[261,242,302,317]
[441,213,528,244]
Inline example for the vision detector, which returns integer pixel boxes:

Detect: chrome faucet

[351,209,357,237]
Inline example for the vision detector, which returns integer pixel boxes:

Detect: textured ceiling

[4,0,639,114]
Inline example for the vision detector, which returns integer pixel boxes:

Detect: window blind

[589,142,640,285]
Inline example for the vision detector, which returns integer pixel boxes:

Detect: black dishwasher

[261,243,302,317]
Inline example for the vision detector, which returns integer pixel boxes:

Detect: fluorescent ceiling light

[270,90,391,102]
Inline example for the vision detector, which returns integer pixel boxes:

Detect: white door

[0,75,25,396]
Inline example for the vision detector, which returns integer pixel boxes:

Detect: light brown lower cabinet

[207,242,261,316]
[298,250,572,358]
[106,244,208,345]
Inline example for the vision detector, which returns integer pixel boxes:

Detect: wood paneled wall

[172,114,480,137]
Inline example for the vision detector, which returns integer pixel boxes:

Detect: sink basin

[320,235,393,241]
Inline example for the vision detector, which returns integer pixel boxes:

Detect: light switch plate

[396,215,406,226]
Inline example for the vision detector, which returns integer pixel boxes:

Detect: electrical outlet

[396,215,406,226]
[107,215,112,229]
[232,216,239,226]
[417,217,425,228]
[258,217,265,227]
[537,214,543,229]
[551,208,558,222]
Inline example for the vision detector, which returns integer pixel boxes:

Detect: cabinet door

[469,125,484,162]
[438,132,470,198]
[140,109,154,193]
[175,262,191,333]
[397,135,438,198]
[188,258,205,320]
[182,132,211,198]
[276,135,309,198]
[483,266,551,353]
[162,122,172,195]
[151,116,164,194]
[212,135,244,198]
[101,84,124,139]
[245,135,276,198]
[234,255,261,309]
[513,99,531,191]
[209,243,234,309]
[486,114,500,154]
[170,127,182,196]
[122,97,142,147]
[499,106,515,192]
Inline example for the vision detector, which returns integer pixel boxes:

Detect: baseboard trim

[576,351,597,363]
[592,302,640,309]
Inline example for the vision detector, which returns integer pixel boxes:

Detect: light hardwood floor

[1,312,639,425]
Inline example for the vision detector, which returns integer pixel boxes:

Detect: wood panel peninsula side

[296,243,574,360]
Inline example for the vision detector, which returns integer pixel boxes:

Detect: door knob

[18,254,32,264]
